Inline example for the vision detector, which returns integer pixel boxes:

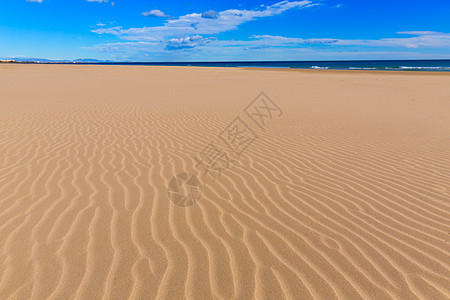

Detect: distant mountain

[1,57,111,63]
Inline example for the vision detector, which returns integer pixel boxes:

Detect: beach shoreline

[2,61,450,74]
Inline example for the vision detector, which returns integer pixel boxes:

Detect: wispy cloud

[93,1,314,41]
[26,0,44,2]
[335,31,450,49]
[251,35,339,44]
[251,32,450,49]
[88,30,450,61]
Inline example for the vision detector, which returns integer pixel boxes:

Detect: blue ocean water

[76,60,450,72]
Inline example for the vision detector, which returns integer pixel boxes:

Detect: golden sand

[0,64,449,299]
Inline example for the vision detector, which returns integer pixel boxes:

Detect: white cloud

[94,1,314,41]
[87,0,108,3]
[90,0,450,60]
[26,0,44,2]
[142,10,167,18]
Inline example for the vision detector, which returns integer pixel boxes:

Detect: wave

[310,66,329,70]
[349,67,377,70]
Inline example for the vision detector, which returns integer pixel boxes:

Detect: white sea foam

[399,66,450,70]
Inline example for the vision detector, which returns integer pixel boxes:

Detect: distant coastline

[2,59,450,72]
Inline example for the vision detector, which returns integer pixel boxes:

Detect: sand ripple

[0,65,449,299]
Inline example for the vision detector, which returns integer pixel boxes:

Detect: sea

[74,59,450,72]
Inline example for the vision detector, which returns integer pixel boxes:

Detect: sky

[1,0,450,61]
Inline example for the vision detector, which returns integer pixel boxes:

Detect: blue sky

[1,0,450,61]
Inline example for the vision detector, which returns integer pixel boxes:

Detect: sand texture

[0,64,449,299]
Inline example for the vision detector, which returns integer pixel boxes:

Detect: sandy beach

[0,64,449,299]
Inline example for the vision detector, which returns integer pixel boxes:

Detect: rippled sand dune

[0,64,449,299]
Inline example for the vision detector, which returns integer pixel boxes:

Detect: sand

[0,64,449,299]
